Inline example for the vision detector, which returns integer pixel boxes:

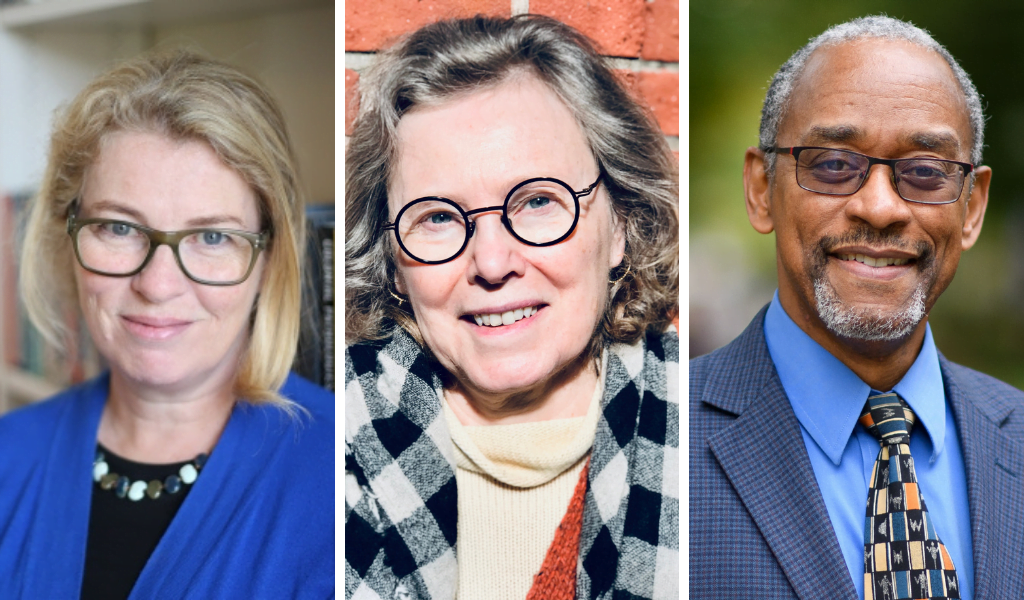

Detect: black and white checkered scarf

[344,326,679,600]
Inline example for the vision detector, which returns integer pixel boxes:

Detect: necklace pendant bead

[127,480,147,501]
[100,473,119,490]
[93,460,109,482]
[165,475,182,494]
[145,480,163,500]
[115,476,130,498]
[179,463,198,484]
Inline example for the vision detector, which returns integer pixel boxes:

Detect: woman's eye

[428,213,453,225]
[101,222,135,236]
[526,196,551,209]
[201,231,227,245]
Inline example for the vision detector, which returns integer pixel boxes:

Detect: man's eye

[904,166,944,179]
[813,159,854,172]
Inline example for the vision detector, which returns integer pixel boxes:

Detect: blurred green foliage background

[690,1,1024,389]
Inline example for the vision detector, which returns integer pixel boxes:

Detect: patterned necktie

[859,392,960,600]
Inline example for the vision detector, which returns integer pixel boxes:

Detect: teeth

[473,305,539,327]
[838,253,909,267]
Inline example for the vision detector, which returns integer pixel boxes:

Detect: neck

[97,369,236,463]
[781,294,928,391]
[445,353,598,426]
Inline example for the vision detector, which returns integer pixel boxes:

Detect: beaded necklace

[92,448,208,501]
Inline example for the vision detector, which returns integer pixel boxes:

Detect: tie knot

[859,392,916,445]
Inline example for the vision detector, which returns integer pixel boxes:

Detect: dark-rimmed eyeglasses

[382,175,602,265]
[67,209,269,286]
[764,146,974,205]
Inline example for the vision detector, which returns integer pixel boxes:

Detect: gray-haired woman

[345,15,678,600]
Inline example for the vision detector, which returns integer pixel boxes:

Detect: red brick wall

[344,0,679,142]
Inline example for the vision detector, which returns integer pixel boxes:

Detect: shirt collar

[763,292,946,465]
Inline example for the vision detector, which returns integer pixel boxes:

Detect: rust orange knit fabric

[526,456,591,600]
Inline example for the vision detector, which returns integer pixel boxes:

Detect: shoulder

[345,330,441,429]
[939,355,1024,434]
[690,305,776,414]
[0,378,100,447]
[280,372,334,421]
[345,329,436,388]
[940,356,1024,401]
[646,325,679,361]
[263,373,335,454]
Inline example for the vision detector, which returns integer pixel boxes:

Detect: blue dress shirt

[763,293,973,599]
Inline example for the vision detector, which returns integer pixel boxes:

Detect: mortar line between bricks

[344,52,377,71]
[607,57,679,72]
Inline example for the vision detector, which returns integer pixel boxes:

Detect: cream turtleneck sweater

[442,360,603,600]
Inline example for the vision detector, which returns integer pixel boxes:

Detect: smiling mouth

[472,305,540,327]
[835,253,912,267]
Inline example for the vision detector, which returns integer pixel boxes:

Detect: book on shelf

[1,192,103,406]
[294,203,335,391]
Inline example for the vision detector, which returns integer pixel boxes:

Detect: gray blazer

[690,306,1024,599]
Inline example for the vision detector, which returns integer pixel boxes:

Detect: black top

[80,445,194,600]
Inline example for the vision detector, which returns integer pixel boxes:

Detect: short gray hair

[345,15,679,351]
[760,15,985,174]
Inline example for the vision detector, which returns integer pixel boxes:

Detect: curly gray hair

[760,15,985,175]
[345,15,679,353]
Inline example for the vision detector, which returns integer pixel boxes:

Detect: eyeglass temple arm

[576,175,602,198]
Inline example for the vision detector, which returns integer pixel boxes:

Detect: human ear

[744,147,775,234]
[961,165,991,251]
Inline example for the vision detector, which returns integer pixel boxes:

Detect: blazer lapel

[708,372,858,600]
[942,360,1024,598]
[700,309,856,600]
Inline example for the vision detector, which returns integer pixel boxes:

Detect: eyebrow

[901,132,962,159]
[85,200,249,229]
[802,126,964,159]
[804,125,864,145]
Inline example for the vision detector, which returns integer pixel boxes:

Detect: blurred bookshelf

[295,205,335,391]
[0,0,334,415]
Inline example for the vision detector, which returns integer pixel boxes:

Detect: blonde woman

[0,51,333,599]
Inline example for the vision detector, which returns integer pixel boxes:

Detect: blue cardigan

[0,372,334,599]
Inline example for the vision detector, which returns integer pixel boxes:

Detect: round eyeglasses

[67,210,269,286]
[764,146,974,205]
[383,175,602,265]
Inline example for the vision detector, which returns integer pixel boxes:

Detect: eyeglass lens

[794,148,966,203]
[75,222,257,284]
[396,179,578,263]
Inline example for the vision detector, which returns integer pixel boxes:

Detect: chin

[814,278,927,342]
[116,358,197,390]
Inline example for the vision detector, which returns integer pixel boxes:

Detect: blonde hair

[20,49,306,405]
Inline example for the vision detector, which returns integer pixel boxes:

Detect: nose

[464,211,527,285]
[844,163,913,230]
[130,244,190,302]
